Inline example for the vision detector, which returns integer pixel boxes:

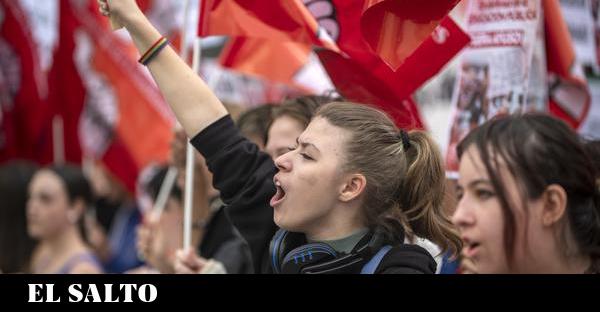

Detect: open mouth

[270,178,287,207]
[462,238,481,258]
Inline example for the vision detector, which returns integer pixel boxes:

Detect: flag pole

[183,37,202,251]
[52,115,65,165]
[183,0,199,251]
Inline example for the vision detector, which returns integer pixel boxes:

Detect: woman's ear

[541,184,568,227]
[339,174,367,203]
[68,198,86,224]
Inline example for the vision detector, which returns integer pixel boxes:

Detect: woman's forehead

[302,118,349,150]
[458,147,492,185]
[31,170,65,193]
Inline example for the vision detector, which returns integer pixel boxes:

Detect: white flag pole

[52,115,65,165]
[148,0,195,234]
[183,37,203,251]
[183,0,201,251]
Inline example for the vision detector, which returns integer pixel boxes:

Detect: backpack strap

[360,245,392,274]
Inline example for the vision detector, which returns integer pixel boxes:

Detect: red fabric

[49,0,174,193]
[199,0,337,51]
[200,0,469,129]
[200,0,335,87]
[360,0,460,70]
[317,49,422,129]
[0,0,51,164]
[544,0,591,129]
[318,16,470,130]
[219,37,311,85]
[326,1,469,98]
[48,0,86,165]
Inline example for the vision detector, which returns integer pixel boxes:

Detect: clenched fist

[97,0,143,29]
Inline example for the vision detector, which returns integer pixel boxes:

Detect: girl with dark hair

[27,165,103,274]
[453,114,600,273]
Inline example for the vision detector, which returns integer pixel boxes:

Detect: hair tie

[399,130,411,151]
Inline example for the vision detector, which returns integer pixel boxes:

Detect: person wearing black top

[99,0,462,274]
[189,115,438,274]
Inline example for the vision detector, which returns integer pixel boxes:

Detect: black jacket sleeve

[191,116,278,273]
[199,207,254,274]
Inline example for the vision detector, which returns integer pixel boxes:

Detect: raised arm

[98,0,228,138]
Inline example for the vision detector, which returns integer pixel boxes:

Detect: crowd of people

[0,0,599,274]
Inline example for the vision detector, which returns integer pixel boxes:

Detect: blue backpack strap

[361,245,392,274]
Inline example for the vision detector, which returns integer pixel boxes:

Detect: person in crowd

[236,104,274,151]
[265,96,339,159]
[224,96,341,273]
[171,98,339,273]
[0,161,38,273]
[180,97,447,274]
[166,104,257,274]
[453,114,600,273]
[135,165,253,274]
[84,161,144,273]
[28,165,103,274]
[99,0,461,274]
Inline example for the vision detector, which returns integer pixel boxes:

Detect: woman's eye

[287,146,297,152]
[39,193,53,204]
[300,153,314,161]
[475,189,495,200]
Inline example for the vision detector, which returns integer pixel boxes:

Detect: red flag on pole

[48,0,174,192]
[199,0,338,51]
[317,16,470,129]
[219,38,312,85]
[317,49,423,129]
[307,1,469,129]
[199,0,469,129]
[0,0,51,164]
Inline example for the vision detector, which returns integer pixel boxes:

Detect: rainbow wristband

[138,37,169,66]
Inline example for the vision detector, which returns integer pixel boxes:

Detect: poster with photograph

[446,0,547,174]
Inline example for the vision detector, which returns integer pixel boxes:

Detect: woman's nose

[274,152,292,172]
[452,198,475,230]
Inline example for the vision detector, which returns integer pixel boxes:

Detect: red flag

[317,49,422,129]
[199,0,338,51]
[317,16,470,130]
[544,0,591,129]
[307,1,469,129]
[388,17,471,100]
[360,0,460,70]
[49,0,174,193]
[200,0,469,129]
[0,0,51,163]
[310,1,469,98]
[220,38,312,85]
